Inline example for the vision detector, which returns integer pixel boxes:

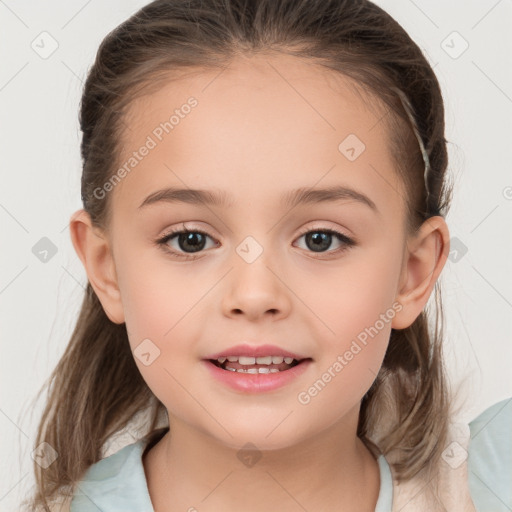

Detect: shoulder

[69,438,151,512]
[467,397,512,512]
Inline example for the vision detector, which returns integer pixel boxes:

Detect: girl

[24,0,511,511]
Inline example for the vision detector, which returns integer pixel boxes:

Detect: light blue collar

[71,432,394,511]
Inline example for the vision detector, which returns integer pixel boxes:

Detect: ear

[69,209,125,324]
[391,216,450,330]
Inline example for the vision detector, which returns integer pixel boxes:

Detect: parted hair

[24,0,454,509]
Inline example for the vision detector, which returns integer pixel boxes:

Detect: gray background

[1,0,511,509]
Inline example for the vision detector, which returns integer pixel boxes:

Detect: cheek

[295,338,387,435]
[299,247,402,344]
[296,273,395,423]
[114,250,213,400]
[116,248,205,342]
[292,250,400,410]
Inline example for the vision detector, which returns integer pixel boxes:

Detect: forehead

[112,52,403,219]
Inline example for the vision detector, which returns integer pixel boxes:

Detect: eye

[155,223,356,260]
[293,226,356,256]
[155,223,218,260]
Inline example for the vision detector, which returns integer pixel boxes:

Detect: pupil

[179,232,206,253]
[306,232,331,252]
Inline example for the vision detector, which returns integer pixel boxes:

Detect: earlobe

[69,209,125,324]
[391,216,450,330]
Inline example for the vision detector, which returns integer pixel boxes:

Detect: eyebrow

[138,185,378,213]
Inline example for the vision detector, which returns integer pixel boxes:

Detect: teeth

[217,355,297,365]
[239,356,256,365]
[234,367,281,373]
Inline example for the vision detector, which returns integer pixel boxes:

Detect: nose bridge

[221,232,291,318]
[234,232,282,291]
[235,233,268,266]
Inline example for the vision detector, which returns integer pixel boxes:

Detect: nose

[220,252,292,322]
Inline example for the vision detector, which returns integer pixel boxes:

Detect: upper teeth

[217,356,295,365]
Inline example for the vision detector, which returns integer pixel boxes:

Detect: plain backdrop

[1,0,511,510]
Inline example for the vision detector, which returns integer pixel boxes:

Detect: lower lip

[202,359,312,393]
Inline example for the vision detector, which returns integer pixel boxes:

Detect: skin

[69,52,450,512]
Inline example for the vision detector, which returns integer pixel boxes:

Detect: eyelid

[157,223,214,240]
[295,222,353,239]
[156,223,217,249]
[157,221,353,241]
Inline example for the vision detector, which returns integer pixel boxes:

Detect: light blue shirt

[70,397,512,511]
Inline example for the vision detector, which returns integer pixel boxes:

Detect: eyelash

[155,224,356,260]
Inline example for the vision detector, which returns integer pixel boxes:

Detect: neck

[143,406,380,512]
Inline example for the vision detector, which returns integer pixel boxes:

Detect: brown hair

[24,0,455,509]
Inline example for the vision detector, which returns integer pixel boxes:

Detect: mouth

[206,355,312,374]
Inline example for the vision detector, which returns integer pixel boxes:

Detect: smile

[210,355,302,373]
[203,357,313,393]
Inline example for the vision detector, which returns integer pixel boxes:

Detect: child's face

[105,53,414,449]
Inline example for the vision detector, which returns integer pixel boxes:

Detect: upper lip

[204,343,310,361]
